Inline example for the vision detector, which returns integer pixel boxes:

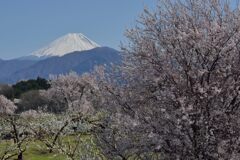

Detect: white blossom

[0,95,17,115]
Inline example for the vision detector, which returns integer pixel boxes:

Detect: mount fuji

[0,33,121,84]
[32,33,100,57]
[19,33,100,60]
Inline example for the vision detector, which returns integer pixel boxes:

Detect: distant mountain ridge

[0,47,121,84]
[0,59,36,80]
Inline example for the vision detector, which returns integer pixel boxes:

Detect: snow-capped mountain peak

[32,33,100,57]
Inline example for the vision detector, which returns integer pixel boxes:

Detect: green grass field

[0,135,104,160]
[0,140,65,160]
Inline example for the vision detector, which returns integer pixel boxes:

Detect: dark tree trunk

[18,152,23,160]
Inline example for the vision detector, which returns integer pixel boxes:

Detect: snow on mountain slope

[32,33,100,57]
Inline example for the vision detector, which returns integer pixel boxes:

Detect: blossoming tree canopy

[0,95,17,115]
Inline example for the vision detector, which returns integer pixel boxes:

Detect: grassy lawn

[23,142,66,160]
[0,135,104,160]
[0,140,66,160]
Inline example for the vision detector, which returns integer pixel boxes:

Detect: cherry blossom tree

[0,95,17,115]
[44,72,99,113]
[94,0,240,159]
[34,71,104,158]
[0,95,31,160]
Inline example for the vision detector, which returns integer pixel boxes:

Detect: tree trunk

[18,152,23,160]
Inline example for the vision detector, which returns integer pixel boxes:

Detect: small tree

[36,72,102,156]
[0,84,14,100]
[0,95,30,160]
[45,72,97,113]
[0,95,17,114]
[16,90,49,113]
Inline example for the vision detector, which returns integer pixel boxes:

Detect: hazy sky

[0,0,156,59]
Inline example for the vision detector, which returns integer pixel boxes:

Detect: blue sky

[0,0,156,59]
